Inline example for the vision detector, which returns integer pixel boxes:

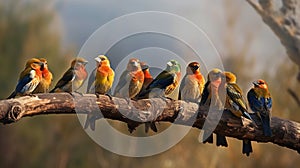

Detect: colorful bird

[224,71,254,156]
[138,60,181,99]
[87,55,115,94]
[33,58,53,93]
[199,68,227,146]
[136,62,154,97]
[50,58,88,93]
[128,62,155,133]
[114,58,144,99]
[247,79,272,137]
[179,61,205,102]
[85,55,115,130]
[136,60,181,133]
[224,71,254,121]
[8,58,44,98]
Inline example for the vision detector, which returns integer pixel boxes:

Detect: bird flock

[7,56,273,156]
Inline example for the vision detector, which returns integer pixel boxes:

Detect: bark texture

[0,93,299,154]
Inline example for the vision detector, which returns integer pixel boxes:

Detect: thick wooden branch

[0,93,300,154]
[246,0,300,81]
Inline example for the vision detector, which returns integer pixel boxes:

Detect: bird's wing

[147,70,174,90]
[87,68,96,93]
[247,89,263,112]
[227,83,247,110]
[199,81,210,106]
[53,68,75,90]
[15,71,34,94]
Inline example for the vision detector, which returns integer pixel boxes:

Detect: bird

[84,55,115,130]
[137,60,181,133]
[129,61,155,133]
[50,58,88,93]
[114,58,144,99]
[8,58,44,98]
[179,61,205,102]
[224,71,254,156]
[87,55,115,95]
[247,79,272,137]
[136,62,154,97]
[138,60,181,99]
[199,68,227,147]
[33,58,53,93]
[224,71,254,121]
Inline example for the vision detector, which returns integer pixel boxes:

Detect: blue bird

[247,79,272,137]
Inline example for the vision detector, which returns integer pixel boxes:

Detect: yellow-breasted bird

[87,55,115,94]
[33,58,53,93]
[50,58,88,93]
[247,79,272,137]
[199,68,227,147]
[114,58,144,99]
[8,58,44,98]
[85,55,115,130]
[224,71,254,156]
[179,61,205,102]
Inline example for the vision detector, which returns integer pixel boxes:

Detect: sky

[54,0,287,75]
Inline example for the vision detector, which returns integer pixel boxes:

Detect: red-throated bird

[179,61,205,102]
[199,68,227,147]
[114,58,144,99]
[8,58,44,98]
[33,58,53,93]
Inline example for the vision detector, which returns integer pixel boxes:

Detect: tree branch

[246,0,300,81]
[0,93,300,154]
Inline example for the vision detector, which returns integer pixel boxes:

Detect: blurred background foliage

[0,0,300,167]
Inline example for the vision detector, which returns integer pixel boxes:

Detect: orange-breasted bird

[50,58,88,93]
[247,79,272,137]
[85,55,115,130]
[87,55,115,94]
[33,58,53,93]
[179,61,205,102]
[224,71,254,156]
[114,58,144,99]
[129,62,155,133]
[8,58,44,98]
[199,68,227,147]
[137,62,154,96]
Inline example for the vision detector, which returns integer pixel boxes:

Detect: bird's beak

[141,64,149,70]
[83,61,88,65]
[167,61,173,67]
[40,62,45,71]
[133,61,138,67]
[253,81,259,86]
[94,57,101,63]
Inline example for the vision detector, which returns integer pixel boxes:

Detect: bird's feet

[105,93,113,100]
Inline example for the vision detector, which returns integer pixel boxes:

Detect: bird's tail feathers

[261,115,272,136]
[242,140,253,156]
[7,91,16,99]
